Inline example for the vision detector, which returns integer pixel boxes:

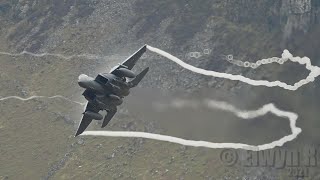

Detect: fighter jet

[75,45,149,136]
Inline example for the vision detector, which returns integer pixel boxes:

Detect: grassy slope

[0,0,320,179]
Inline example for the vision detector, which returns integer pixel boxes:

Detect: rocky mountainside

[1,0,320,179]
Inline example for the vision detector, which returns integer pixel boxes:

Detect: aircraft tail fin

[129,67,149,88]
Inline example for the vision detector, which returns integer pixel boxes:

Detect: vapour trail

[0,50,113,60]
[146,45,320,90]
[83,98,301,151]
[0,95,86,106]
[0,45,308,150]
[221,54,285,69]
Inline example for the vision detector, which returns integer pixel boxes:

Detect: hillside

[1,0,320,179]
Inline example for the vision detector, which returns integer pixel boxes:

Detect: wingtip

[74,130,83,137]
[142,44,147,51]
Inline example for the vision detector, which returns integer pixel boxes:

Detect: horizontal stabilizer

[102,107,117,128]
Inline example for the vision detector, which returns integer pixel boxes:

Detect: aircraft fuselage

[78,74,127,110]
[75,45,149,137]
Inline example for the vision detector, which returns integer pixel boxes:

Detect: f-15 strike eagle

[75,45,149,136]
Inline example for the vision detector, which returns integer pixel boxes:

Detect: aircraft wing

[75,102,100,137]
[110,45,147,73]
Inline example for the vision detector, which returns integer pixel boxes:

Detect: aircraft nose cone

[78,74,88,81]
[78,81,85,88]
[78,74,90,88]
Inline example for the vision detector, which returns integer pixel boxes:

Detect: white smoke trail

[0,45,310,150]
[0,50,120,60]
[83,99,301,151]
[146,45,320,90]
[222,55,285,69]
[0,95,86,106]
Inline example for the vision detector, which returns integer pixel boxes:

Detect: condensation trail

[0,45,310,150]
[82,99,301,151]
[146,45,320,90]
[0,95,86,106]
[221,54,285,69]
[0,50,121,60]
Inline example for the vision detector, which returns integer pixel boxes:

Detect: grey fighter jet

[75,45,149,136]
